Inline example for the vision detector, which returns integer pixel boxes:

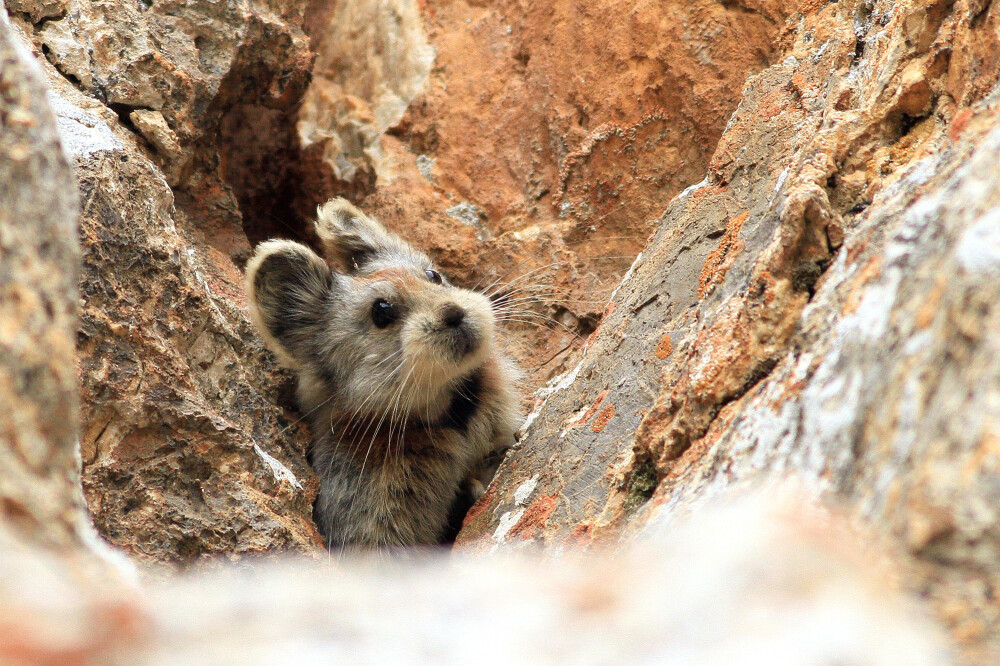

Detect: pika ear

[314,198,415,271]
[245,240,332,370]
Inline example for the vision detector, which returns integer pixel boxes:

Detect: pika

[246,198,521,550]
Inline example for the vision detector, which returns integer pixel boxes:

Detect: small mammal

[246,198,520,549]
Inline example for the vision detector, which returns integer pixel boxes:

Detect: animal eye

[371,299,398,328]
[425,269,443,284]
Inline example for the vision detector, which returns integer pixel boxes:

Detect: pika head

[246,198,520,549]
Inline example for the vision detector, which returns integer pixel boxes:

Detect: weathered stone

[461,0,1000,659]
[74,139,323,565]
[296,0,803,388]
[6,0,66,22]
[129,109,185,185]
[0,8,84,553]
[7,0,323,564]
[7,0,1000,657]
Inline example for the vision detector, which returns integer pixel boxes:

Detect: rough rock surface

[298,0,801,386]
[0,8,86,554]
[2,0,809,566]
[4,0,1000,661]
[6,0,323,564]
[461,0,1000,660]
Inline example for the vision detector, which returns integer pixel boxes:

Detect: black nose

[441,304,465,328]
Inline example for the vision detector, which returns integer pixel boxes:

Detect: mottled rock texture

[6,0,322,564]
[461,0,1000,660]
[297,0,800,386]
[4,0,804,566]
[4,0,1000,659]
[0,8,85,554]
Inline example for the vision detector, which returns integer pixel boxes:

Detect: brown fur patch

[359,266,424,289]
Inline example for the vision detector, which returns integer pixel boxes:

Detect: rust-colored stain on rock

[655,334,673,360]
[592,405,616,433]
[461,478,498,529]
[699,211,749,298]
[573,390,609,427]
[568,522,594,548]
[508,495,558,540]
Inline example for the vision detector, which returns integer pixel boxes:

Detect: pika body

[246,199,521,550]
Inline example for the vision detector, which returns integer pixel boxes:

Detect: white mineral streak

[254,444,303,490]
[955,207,1000,275]
[491,508,526,544]
[513,475,540,506]
[674,176,710,202]
[48,92,123,158]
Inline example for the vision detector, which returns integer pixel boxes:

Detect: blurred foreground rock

[3,0,1000,661]
[0,490,954,665]
[0,8,87,555]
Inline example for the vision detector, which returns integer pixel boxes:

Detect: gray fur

[246,198,521,550]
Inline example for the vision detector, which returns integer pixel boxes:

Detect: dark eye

[425,269,443,284]
[371,299,398,328]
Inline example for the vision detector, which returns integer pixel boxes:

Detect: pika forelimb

[246,199,521,550]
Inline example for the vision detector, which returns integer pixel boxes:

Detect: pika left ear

[245,240,333,370]
[315,198,421,272]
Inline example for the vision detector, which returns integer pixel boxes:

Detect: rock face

[4,0,804,566]
[0,8,85,554]
[0,24,954,655]
[7,0,323,564]
[298,0,799,386]
[459,0,1000,659]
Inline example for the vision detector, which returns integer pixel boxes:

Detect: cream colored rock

[129,109,185,184]
[298,0,433,183]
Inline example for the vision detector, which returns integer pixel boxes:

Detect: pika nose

[441,303,465,328]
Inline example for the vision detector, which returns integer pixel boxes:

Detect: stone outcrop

[6,0,323,564]
[2,0,806,566]
[460,0,1000,660]
[298,0,801,386]
[0,7,86,554]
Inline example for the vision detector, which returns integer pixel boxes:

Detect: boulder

[461,0,1000,659]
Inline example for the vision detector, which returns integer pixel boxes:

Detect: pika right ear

[315,198,415,271]
[245,240,332,370]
